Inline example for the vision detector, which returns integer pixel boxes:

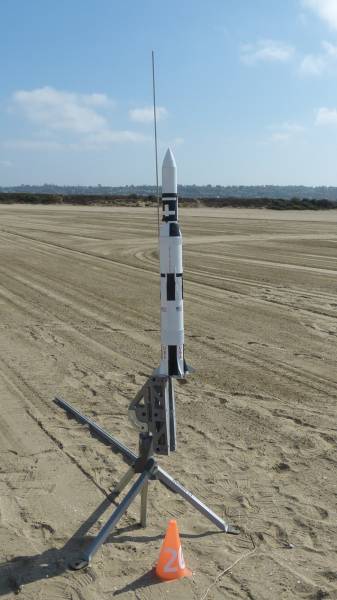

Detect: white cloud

[315,106,337,124]
[283,122,306,133]
[0,159,12,167]
[299,39,337,75]
[322,40,337,55]
[271,132,291,142]
[12,87,111,133]
[300,53,326,74]
[81,93,113,107]
[84,130,150,148]
[270,121,305,143]
[129,106,168,123]
[3,139,64,150]
[302,0,337,31]
[3,132,150,151]
[240,40,295,64]
[8,87,151,150]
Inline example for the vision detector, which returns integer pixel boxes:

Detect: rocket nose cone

[162,147,177,194]
[163,148,176,170]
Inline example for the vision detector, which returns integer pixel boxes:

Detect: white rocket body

[159,148,187,378]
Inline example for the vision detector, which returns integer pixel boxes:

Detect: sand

[0,205,336,600]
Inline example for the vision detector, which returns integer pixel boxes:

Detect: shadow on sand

[0,493,223,596]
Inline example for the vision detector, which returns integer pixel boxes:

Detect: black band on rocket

[168,345,179,376]
[169,223,180,236]
[167,274,175,301]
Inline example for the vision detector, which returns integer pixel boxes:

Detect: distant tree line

[0,193,336,210]
[2,183,337,200]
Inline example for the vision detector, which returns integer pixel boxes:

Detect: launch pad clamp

[128,375,176,455]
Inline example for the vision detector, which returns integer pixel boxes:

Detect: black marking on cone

[162,193,177,198]
[169,223,180,236]
[168,345,179,376]
[167,274,175,300]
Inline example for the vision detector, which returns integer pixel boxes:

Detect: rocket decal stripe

[167,274,175,300]
[162,200,177,211]
[162,199,178,223]
[162,193,178,198]
[169,223,180,236]
[168,345,179,376]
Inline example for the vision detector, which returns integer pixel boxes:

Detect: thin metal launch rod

[152,50,160,243]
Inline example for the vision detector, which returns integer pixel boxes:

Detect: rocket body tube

[159,149,186,378]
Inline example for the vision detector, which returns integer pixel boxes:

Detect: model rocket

[159,148,191,378]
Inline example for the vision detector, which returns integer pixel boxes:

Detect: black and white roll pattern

[159,149,185,377]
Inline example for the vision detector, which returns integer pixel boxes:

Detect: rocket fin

[183,360,195,375]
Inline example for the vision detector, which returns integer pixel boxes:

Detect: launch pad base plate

[54,395,239,568]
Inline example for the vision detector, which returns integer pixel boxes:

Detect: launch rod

[152,50,160,242]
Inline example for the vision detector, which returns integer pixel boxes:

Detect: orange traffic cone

[155,519,192,581]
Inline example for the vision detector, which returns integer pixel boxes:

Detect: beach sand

[0,205,336,599]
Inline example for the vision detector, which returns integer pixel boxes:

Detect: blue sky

[1,0,337,186]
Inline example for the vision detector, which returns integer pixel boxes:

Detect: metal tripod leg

[112,467,135,497]
[140,480,148,527]
[157,470,239,534]
[70,459,156,570]
[55,397,239,538]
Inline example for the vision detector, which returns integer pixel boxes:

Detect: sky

[1,0,337,186]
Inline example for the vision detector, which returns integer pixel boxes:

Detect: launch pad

[53,147,238,569]
[55,380,238,569]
